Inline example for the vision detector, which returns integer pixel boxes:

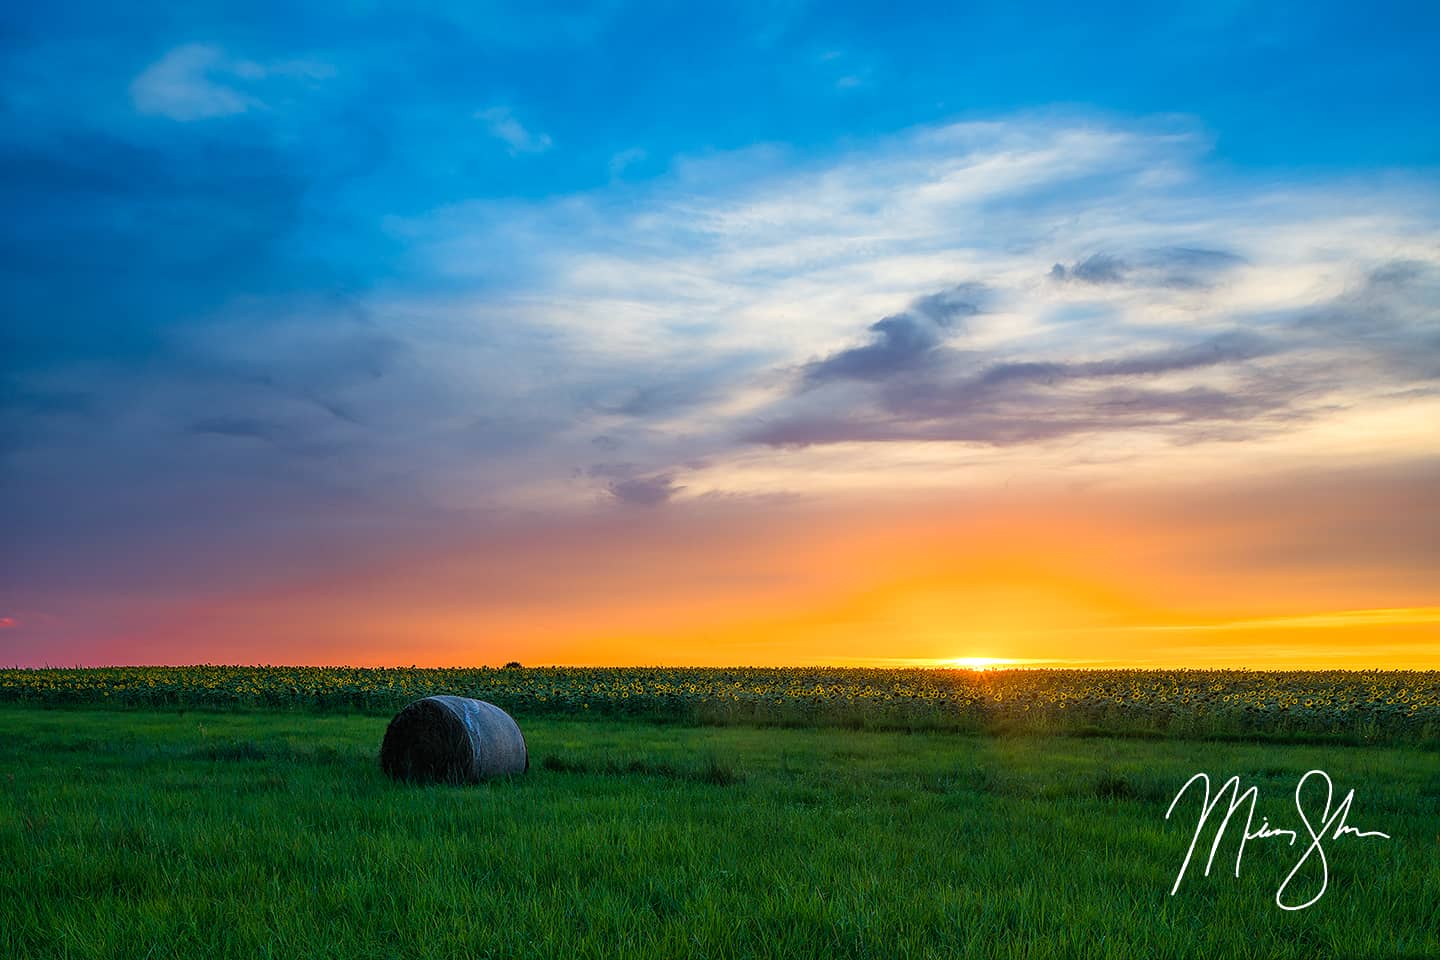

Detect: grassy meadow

[2,699,1438,959]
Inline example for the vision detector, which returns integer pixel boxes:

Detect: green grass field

[2,705,1436,959]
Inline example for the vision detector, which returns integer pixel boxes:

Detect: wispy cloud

[1050,247,1245,288]
[586,463,686,507]
[131,44,260,120]
[477,106,553,155]
[607,473,682,507]
[386,114,1439,503]
[8,4,1439,668]
[750,318,1289,448]
[1115,606,1440,633]
[130,44,331,121]
[801,284,985,386]
[9,114,1439,535]
[816,48,872,91]
[608,146,647,179]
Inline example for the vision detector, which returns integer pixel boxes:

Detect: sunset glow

[2,6,1437,671]
[941,658,1016,672]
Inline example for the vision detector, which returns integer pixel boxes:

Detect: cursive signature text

[1165,768,1390,910]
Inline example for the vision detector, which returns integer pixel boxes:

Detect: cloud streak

[607,473,682,507]
[130,44,331,121]
[477,106,552,154]
[802,283,985,386]
[750,320,1291,448]
[4,111,1437,624]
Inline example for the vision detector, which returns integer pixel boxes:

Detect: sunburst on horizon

[942,656,1018,672]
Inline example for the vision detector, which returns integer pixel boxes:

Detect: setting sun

[943,657,1016,672]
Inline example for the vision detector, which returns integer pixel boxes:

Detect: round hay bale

[380,696,528,784]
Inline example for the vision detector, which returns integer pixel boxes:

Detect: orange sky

[5,107,1439,673]
[25,456,1433,670]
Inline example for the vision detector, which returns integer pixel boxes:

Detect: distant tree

[502,661,522,669]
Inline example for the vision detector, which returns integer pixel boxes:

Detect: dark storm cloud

[802,283,984,386]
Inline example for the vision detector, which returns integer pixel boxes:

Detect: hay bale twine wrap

[380,696,528,783]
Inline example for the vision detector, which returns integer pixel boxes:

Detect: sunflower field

[2,665,1435,744]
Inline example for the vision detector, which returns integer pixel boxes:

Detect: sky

[2,0,1438,669]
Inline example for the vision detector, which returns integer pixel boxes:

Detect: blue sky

[4,0,1437,339]
[2,1,1438,665]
